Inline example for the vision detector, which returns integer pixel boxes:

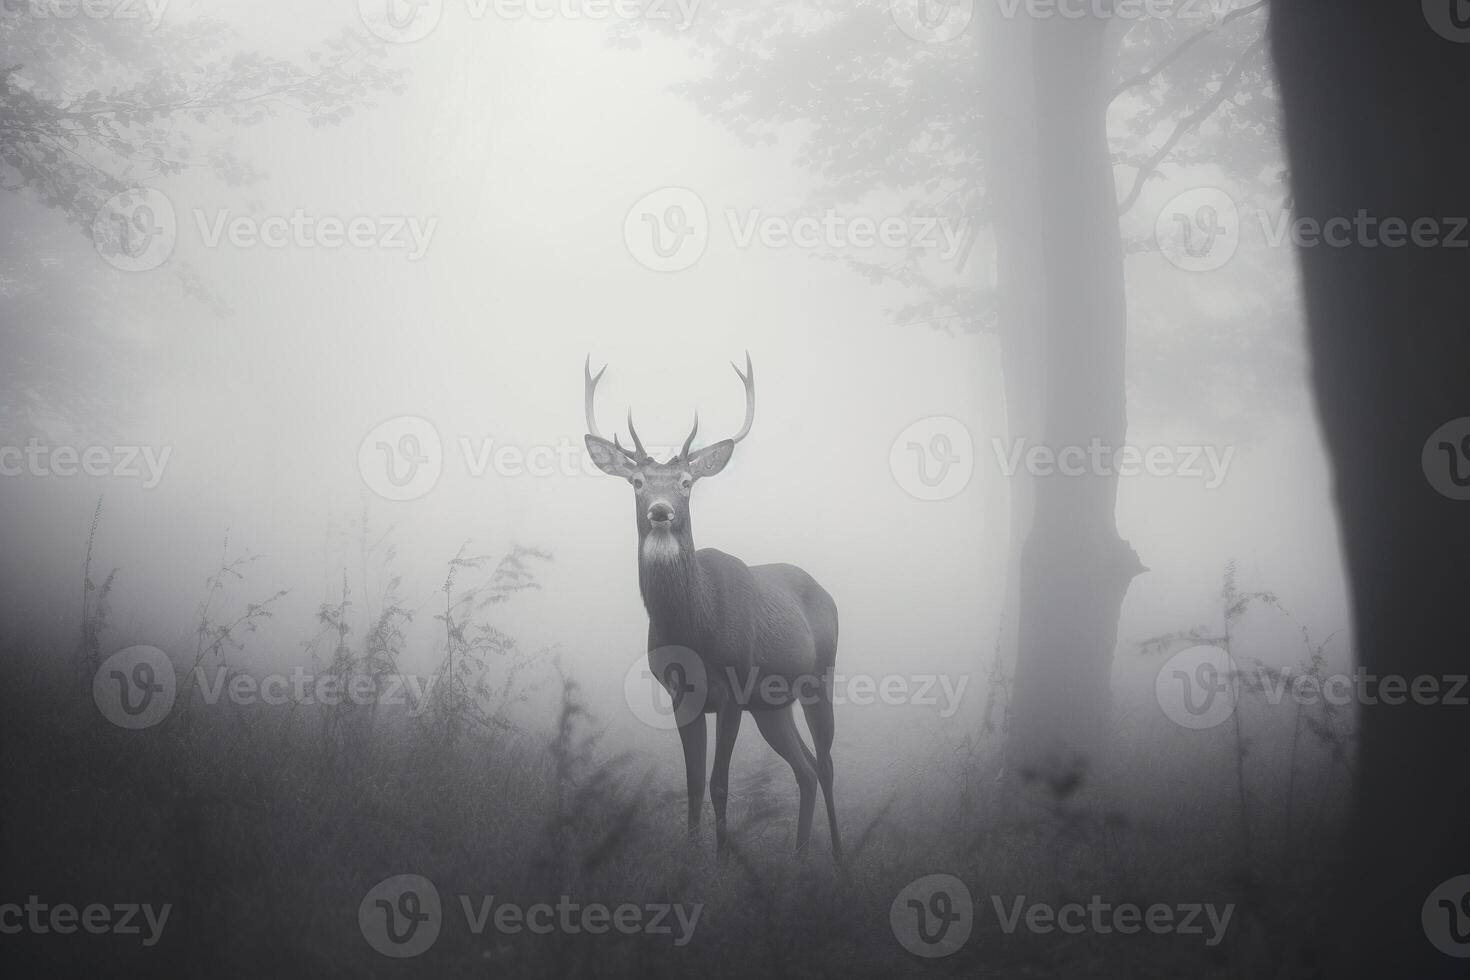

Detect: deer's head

[584,354,754,557]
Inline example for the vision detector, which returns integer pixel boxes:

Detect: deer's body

[586,355,842,861]
[642,549,838,693]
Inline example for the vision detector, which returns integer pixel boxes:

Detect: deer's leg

[676,714,707,840]
[752,704,818,852]
[801,692,842,864]
[710,701,743,856]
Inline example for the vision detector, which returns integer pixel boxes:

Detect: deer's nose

[647,502,675,525]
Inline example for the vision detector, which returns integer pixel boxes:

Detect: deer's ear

[586,435,638,479]
[687,439,735,480]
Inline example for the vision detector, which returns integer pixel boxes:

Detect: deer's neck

[637,528,709,642]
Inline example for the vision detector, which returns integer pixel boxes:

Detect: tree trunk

[1004,12,1143,777]
[1271,3,1470,976]
[981,0,1047,735]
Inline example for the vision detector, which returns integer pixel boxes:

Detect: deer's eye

[632,477,645,491]
[680,477,693,490]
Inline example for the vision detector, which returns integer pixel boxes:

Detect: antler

[679,414,699,461]
[626,410,650,462]
[729,351,755,444]
[584,355,610,441]
[585,356,652,463]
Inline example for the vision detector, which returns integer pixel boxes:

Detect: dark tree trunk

[1004,13,1143,776]
[1271,2,1470,975]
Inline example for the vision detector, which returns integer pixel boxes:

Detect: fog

[1,2,1373,976]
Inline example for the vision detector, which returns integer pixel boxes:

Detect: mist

[5,1,1456,977]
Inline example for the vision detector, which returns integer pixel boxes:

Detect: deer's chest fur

[641,545,820,707]
[641,546,755,670]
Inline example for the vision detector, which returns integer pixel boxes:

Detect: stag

[584,354,841,861]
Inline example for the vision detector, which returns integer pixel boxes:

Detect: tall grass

[1,525,1348,978]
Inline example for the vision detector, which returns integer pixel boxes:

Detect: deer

[583,354,842,862]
